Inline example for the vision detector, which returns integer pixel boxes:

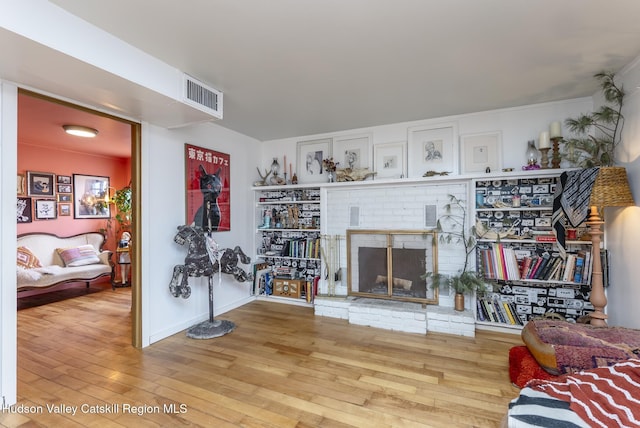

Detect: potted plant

[562,71,624,167]
[112,184,132,232]
[424,194,486,311]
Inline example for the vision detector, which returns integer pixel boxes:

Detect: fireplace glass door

[347,230,438,304]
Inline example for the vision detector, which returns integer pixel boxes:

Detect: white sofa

[17,232,114,291]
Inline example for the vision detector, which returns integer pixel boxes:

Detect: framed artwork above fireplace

[346,229,439,305]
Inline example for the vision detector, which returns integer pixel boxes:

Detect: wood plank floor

[4,288,525,427]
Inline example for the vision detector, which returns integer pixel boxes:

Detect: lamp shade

[590,167,635,209]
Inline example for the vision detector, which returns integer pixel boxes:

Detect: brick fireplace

[313,179,476,337]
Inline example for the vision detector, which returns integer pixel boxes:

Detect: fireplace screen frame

[346,229,439,305]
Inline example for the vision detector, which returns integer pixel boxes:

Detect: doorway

[17,89,141,347]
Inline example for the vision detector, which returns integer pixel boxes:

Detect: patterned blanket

[551,168,599,258]
[519,359,640,427]
[522,319,640,375]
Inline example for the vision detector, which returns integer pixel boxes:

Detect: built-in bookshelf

[252,185,322,305]
[473,173,596,330]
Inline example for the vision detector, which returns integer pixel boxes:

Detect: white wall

[260,98,593,177]
[605,57,640,329]
[143,121,261,344]
[0,82,18,405]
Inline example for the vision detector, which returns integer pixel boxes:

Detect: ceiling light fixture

[62,125,99,138]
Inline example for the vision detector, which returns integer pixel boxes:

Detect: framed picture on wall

[58,203,71,217]
[332,134,372,170]
[459,131,502,174]
[34,199,57,220]
[373,141,407,179]
[56,175,72,184]
[296,138,332,184]
[73,174,111,219]
[57,193,72,202]
[407,123,458,177]
[185,143,231,232]
[57,184,72,194]
[17,174,26,195]
[27,171,55,197]
[17,197,32,223]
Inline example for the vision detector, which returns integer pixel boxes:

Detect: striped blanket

[507,359,640,427]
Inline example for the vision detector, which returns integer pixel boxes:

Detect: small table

[112,247,131,289]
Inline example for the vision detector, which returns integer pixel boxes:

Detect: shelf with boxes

[253,186,322,304]
[473,172,598,330]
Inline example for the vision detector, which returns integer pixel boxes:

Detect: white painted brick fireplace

[314,178,476,337]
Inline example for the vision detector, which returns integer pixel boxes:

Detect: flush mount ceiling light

[62,125,99,138]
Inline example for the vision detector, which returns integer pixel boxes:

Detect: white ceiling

[15,1,640,146]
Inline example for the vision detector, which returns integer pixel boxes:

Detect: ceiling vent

[182,74,223,119]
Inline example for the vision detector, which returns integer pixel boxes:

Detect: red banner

[185,144,230,232]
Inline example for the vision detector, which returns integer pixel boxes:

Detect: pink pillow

[56,245,100,267]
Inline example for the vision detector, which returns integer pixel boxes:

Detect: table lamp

[587,167,635,327]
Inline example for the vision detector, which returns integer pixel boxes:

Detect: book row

[476,296,524,326]
[478,242,594,284]
[478,284,594,325]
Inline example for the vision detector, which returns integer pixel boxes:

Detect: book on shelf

[476,299,487,321]
[502,301,516,325]
[573,254,585,283]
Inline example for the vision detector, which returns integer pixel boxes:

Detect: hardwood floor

[4,289,524,427]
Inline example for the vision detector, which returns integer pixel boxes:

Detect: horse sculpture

[169,224,253,299]
[170,224,253,339]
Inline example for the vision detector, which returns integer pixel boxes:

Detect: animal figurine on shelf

[193,165,222,232]
[253,167,272,186]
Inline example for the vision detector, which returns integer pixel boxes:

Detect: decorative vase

[454,292,465,311]
[327,170,335,183]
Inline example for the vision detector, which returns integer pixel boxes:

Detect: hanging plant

[563,71,625,167]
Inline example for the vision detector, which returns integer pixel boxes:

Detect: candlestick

[551,137,562,168]
[549,121,562,139]
[540,148,550,169]
[538,131,551,149]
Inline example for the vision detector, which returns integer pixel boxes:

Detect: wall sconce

[63,125,99,138]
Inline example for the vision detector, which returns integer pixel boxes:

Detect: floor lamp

[587,167,635,327]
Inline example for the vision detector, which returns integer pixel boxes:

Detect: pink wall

[18,143,130,253]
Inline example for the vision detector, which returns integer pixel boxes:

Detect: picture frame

[407,123,458,177]
[57,193,72,202]
[17,197,32,223]
[27,171,55,197]
[56,175,72,184]
[332,133,372,170]
[34,199,57,220]
[72,174,111,219]
[373,141,407,179]
[296,138,332,184]
[459,131,502,174]
[17,174,25,195]
[185,143,231,232]
[57,184,72,194]
[58,203,71,217]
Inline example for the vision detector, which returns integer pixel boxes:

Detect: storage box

[272,278,303,298]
